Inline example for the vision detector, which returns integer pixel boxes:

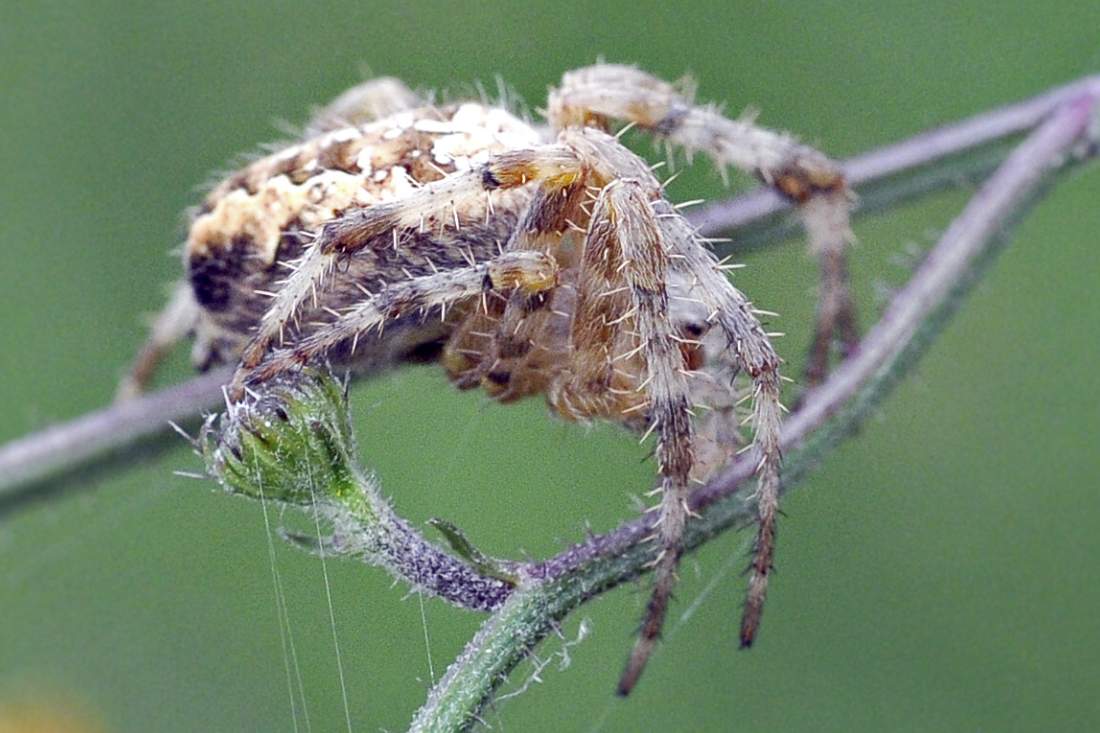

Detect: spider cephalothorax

[123,65,855,693]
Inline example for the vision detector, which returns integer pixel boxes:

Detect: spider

[121,64,855,694]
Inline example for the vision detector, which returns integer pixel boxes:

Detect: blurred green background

[2,2,1099,731]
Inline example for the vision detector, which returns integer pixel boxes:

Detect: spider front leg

[655,201,784,649]
[247,251,558,386]
[550,63,858,388]
[564,180,699,696]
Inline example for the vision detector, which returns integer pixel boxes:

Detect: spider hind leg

[116,281,200,401]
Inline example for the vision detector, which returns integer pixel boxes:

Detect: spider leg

[446,180,591,400]
[248,251,557,385]
[304,76,422,136]
[530,127,775,692]
[556,183,639,418]
[804,210,860,389]
[550,63,858,386]
[569,180,696,697]
[230,144,582,398]
[115,281,200,401]
[669,271,749,482]
[655,200,784,649]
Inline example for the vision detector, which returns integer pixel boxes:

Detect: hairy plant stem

[2,75,1097,510]
[407,92,1099,732]
[203,373,515,611]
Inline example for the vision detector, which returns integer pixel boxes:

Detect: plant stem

[0,367,231,509]
[407,90,1099,733]
[0,76,1096,507]
[204,371,515,611]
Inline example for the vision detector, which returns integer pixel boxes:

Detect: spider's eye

[683,322,705,339]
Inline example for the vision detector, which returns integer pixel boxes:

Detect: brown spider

[121,64,855,694]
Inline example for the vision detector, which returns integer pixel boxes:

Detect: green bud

[201,369,370,518]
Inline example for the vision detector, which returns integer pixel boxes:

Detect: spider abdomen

[184,103,542,368]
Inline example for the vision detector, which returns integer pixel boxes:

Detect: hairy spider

[122,64,855,694]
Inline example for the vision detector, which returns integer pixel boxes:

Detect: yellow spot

[0,698,105,733]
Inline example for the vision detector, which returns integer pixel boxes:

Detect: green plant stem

[407,90,1099,733]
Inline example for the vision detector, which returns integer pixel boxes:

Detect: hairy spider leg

[655,201,784,653]
[249,251,558,384]
[588,181,698,697]
[549,63,857,388]
[116,281,201,401]
[802,195,860,387]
